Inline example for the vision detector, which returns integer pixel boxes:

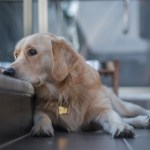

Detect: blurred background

[0,0,150,99]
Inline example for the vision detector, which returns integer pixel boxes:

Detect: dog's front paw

[112,123,135,138]
[31,121,54,137]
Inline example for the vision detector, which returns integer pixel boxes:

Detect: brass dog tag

[59,106,68,115]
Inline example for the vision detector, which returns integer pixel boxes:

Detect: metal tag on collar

[59,106,68,115]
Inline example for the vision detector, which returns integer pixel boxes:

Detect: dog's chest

[47,100,83,132]
[37,84,84,131]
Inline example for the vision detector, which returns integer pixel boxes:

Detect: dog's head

[9,33,84,87]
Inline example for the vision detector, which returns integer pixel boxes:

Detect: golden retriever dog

[6,33,150,138]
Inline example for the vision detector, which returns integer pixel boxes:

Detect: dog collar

[59,106,68,115]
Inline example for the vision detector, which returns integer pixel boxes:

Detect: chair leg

[112,60,119,95]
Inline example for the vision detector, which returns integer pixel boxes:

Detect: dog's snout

[3,67,16,76]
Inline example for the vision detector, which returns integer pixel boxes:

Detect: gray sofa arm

[0,75,34,146]
[0,75,34,95]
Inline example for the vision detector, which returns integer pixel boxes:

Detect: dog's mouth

[14,72,41,87]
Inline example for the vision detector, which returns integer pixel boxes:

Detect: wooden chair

[98,60,119,95]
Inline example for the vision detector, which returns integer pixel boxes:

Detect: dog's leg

[95,109,135,138]
[31,111,54,137]
[123,116,150,128]
[116,101,150,117]
[104,86,150,117]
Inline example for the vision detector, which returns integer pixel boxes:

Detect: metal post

[38,0,48,33]
[23,0,32,36]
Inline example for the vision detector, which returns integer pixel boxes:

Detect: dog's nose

[3,67,16,76]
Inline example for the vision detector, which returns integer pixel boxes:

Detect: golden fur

[10,33,150,138]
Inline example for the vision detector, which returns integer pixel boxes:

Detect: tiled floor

[1,129,150,150]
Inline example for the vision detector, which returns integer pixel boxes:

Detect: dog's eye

[27,49,37,56]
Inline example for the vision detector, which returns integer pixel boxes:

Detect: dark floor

[0,129,150,150]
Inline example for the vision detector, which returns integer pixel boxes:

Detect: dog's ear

[51,39,79,82]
